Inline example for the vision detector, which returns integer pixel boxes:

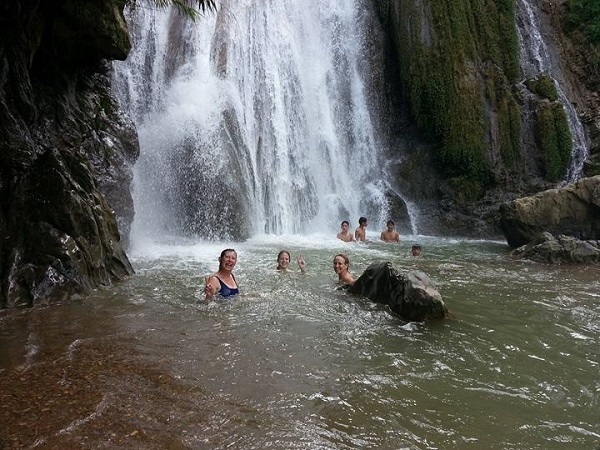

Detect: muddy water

[1,235,599,449]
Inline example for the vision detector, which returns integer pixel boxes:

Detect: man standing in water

[337,220,355,242]
[380,220,400,243]
[355,216,368,242]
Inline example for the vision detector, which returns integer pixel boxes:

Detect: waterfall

[112,1,400,242]
[515,0,589,183]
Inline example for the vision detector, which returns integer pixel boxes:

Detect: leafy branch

[129,0,217,20]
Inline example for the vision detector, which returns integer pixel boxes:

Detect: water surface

[1,235,599,449]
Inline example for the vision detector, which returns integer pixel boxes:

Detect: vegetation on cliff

[563,0,600,178]
[384,0,521,200]
[535,102,572,181]
[566,0,600,45]
[526,74,572,181]
[133,0,216,18]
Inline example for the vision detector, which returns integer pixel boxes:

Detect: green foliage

[535,102,572,181]
[129,0,217,20]
[396,0,520,194]
[449,175,485,201]
[566,0,600,44]
[498,90,521,166]
[525,74,558,101]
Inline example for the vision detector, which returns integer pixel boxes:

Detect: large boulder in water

[510,232,600,264]
[349,262,447,322]
[499,176,600,248]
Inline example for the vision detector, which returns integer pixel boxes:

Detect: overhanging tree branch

[129,0,217,20]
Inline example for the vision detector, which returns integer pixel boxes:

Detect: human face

[277,252,290,269]
[219,251,237,271]
[333,256,348,274]
[341,222,349,232]
[387,223,394,232]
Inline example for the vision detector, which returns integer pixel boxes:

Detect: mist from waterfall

[113,1,399,243]
[516,0,589,183]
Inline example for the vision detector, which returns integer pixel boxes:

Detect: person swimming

[333,254,355,286]
[204,248,239,301]
[354,217,368,242]
[276,250,306,273]
[337,220,355,242]
[380,220,400,243]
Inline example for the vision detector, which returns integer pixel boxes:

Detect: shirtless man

[355,217,368,242]
[337,220,354,242]
[380,220,400,243]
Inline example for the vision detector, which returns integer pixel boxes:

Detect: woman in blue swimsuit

[204,248,239,301]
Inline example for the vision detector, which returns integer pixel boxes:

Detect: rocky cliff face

[539,0,600,177]
[374,0,600,237]
[0,1,138,307]
[2,0,599,305]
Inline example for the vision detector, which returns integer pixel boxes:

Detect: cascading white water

[516,0,589,183]
[113,1,399,243]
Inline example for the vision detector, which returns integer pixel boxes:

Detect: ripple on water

[2,237,600,448]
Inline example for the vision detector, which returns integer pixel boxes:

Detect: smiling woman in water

[276,250,306,273]
[333,254,355,286]
[204,248,239,301]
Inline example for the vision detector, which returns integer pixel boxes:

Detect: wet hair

[358,217,367,225]
[277,250,291,261]
[333,254,350,266]
[220,248,237,259]
[386,220,395,226]
[218,248,237,270]
[341,220,350,227]
[412,245,421,250]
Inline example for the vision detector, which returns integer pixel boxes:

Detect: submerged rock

[349,261,447,322]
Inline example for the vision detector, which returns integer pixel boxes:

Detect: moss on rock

[383,0,521,193]
[534,101,573,181]
[525,74,559,101]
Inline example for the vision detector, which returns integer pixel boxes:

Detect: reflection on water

[1,235,599,449]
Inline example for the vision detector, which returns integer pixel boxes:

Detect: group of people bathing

[337,217,423,255]
[337,217,402,243]
[203,218,422,302]
[203,248,356,302]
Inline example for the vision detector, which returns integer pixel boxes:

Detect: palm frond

[132,0,217,20]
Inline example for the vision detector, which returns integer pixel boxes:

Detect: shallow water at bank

[1,235,599,449]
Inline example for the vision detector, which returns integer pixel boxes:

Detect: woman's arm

[204,275,220,301]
